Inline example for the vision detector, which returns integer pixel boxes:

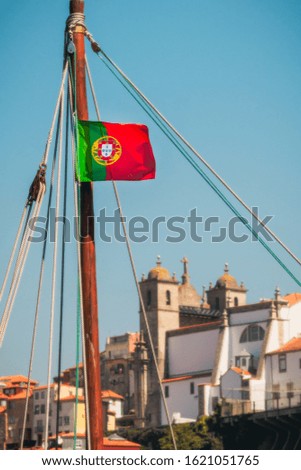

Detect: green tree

[159,417,223,450]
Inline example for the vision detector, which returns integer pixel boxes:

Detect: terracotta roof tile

[162,375,193,383]
[177,320,222,331]
[0,375,38,385]
[230,366,252,377]
[283,293,301,307]
[267,337,301,355]
[7,390,33,400]
[57,395,85,403]
[101,390,124,400]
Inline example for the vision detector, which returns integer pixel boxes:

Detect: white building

[265,336,301,410]
[32,383,83,446]
[136,257,301,426]
[159,271,301,423]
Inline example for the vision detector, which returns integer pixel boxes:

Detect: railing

[221,396,301,417]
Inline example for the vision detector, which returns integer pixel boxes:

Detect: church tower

[139,256,179,426]
[206,263,247,311]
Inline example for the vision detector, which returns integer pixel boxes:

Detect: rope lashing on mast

[85,54,178,450]
[83,39,301,287]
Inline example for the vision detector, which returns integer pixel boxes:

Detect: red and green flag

[76,120,156,182]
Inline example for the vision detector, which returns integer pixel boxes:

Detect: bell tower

[139,256,179,426]
[206,263,247,312]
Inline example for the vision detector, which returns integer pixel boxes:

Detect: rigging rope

[68,62,91,450]
[85,55,178,450]
[0,64,68,346]
[20,105,61,450]
[45,85,65,450]
[0,205,28,301]
[55,90,70,450]
[0,185,45,345]
[94,45,301,270]
[90,48,301,288]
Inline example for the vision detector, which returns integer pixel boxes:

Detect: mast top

[70,0,85,14]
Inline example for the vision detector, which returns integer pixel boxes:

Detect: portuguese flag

[76,120,156,182]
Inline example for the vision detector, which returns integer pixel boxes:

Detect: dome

[148,256,172,281]
[215,263,239,289]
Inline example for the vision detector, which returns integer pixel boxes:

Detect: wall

[161,375,210,425]
[168,328,219,376]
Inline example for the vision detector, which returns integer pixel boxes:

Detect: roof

[147,256,175,282]
[283,293,301,307]
[168,320,222,338]
[216,272,239,289]
[57,395,85,403]
[56,433,140,449]
[101,390,124,400]
[162,375,194,384]
[34,384,55,391]
[0,375,38,385]
[267,337,301,355]
[162,372,211,383]
[230,367,252,378]
[7,390,33,400]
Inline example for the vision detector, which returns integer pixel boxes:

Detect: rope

[85,55,178,449]
[73,281,81,450]
[45,87,65,450]
[42,63,68,166]
[93,52,301,288]
[94,46,301,269]
[20,109,60,450]
[0,62,68,344]
[0,185,45,345]
[55,91,70,449]
[68,65,91,450]
[0,205,28,301]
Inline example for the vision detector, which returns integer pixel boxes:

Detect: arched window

[166,290,171,305]
[240,324,265,343]
[147,290,151,307]
[234,297,239,307]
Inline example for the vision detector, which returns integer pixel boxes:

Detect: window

[147,290,152,307]
[287,382,294,399]
[166,290,171,305]
[299,358,301,369]
[34,405,40,415]
[40,404,46,414]
[35,392,39,400]
[272,384,280,400]
[215,297,220,310]
[41,391,45,399]
[234,297,239,307]
[190,382,195,395]
[64,416,70,425]
[279,354,287,373]
[240,325,265,343]
[165,386,169,398]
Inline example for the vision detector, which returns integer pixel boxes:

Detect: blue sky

[0,0,300,384]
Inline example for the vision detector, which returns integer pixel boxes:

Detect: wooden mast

[69,0,103,449]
